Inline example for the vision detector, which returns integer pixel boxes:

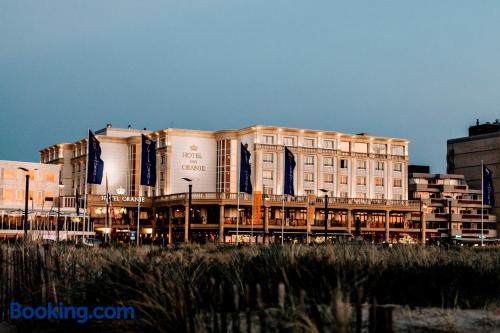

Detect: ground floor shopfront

[152,193,424,244]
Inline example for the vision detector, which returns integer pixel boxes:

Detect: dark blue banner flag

[140,134,157,187]
[284,147,296,196]
[483,165,495,206]
[239,143,253,194]
[87,130,104,184]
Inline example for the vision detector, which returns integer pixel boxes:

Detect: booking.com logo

[10,302,135,324]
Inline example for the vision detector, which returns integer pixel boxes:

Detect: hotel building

[0,160,83,239]
[408,166,497,241]
[39,124,421,243]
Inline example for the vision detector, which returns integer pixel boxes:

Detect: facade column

[264,206,270,244]
[347,209,352,233]
[421,211,426,245]
[184,205,189,243]
[167,207,172,245]
[385,210,390,242]
[219,205,225,243]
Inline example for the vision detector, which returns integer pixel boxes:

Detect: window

[160,137,166,147]
[263,170,273,180]
[340,175,348,184]
[339,141,350,152]
[356,160,366,169]
[391,145,404,156]
[375,177,384,187]
[263,135,274,145]
[324,157,334,167]
[356,176,366,185]
[2,189,14,201]
[372,143,387,154]
[393,178,402,187]
[393,163,402,172]
[340,192,348,198]
[160,155,166,165]
[263,187,273,195]
[283,136,295,146]
[323,140,335,149]
[263,153,274,163]
[3,169,15,180]
[45,172,55,183]
[376,161,385,171]
[324,174,334,183]
[304,172,314,182]
[357,192,366,199]
[353,143,368,153]
[305,155,314,165]
[375,193,385,199]
[160,172,164,181]
[393,194,402,200]
[304,138,315,148]
[340,159,348,169]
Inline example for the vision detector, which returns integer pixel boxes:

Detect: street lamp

[319,189,328,244]
[182,178,193,242]
[56,183,64,242]
[444,195,453,239]
[419,198,427,245]
[18,167,37,239]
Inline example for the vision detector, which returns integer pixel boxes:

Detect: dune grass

[0,242,498,332]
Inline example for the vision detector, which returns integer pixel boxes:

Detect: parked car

[81,237,102,247]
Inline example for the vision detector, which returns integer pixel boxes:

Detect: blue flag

[239,143,253,194]
[87,130,104,184]
[140,134,157,187]
[483,165,495,206]
[284,147,296,196]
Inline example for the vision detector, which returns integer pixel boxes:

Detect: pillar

[264,206,270,244]
[347,209,352,233]
[385,210,390,242]
[219,205,225,243]
[184,205,189,243]
[167,207,173,245]
[421,212,426,245]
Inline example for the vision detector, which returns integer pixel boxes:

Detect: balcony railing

[156,192,420,208]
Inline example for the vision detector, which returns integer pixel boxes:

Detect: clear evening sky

[1,1,499,172]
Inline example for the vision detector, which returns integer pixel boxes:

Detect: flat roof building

[38,124,419,244]
[447,120,500,233]
[409,168,497,241]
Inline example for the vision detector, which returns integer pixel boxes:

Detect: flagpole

[105,173,109,244]
[251,193,254,245]
[236,141,240,245]
[481,160,484,247]
[82,130,90,241]
[282,145,285,246]
[137,140,142,247]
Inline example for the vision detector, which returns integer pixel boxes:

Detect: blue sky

[1,0,499,172]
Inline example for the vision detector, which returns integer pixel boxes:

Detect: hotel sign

[181,144,206,172]
[100,195,145,203]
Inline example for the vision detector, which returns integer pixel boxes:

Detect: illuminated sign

[100,195,145,203]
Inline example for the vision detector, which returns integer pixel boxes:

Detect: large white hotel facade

[34,124,421,243]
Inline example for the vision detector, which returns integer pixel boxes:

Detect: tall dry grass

[0,242,498,332]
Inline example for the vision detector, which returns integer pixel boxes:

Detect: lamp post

[444,196,453,239]
[18,167,36,239]
[419,198,427,245]
[319,189,328,244]
[56,183,64,242]
[182,178,193,242]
